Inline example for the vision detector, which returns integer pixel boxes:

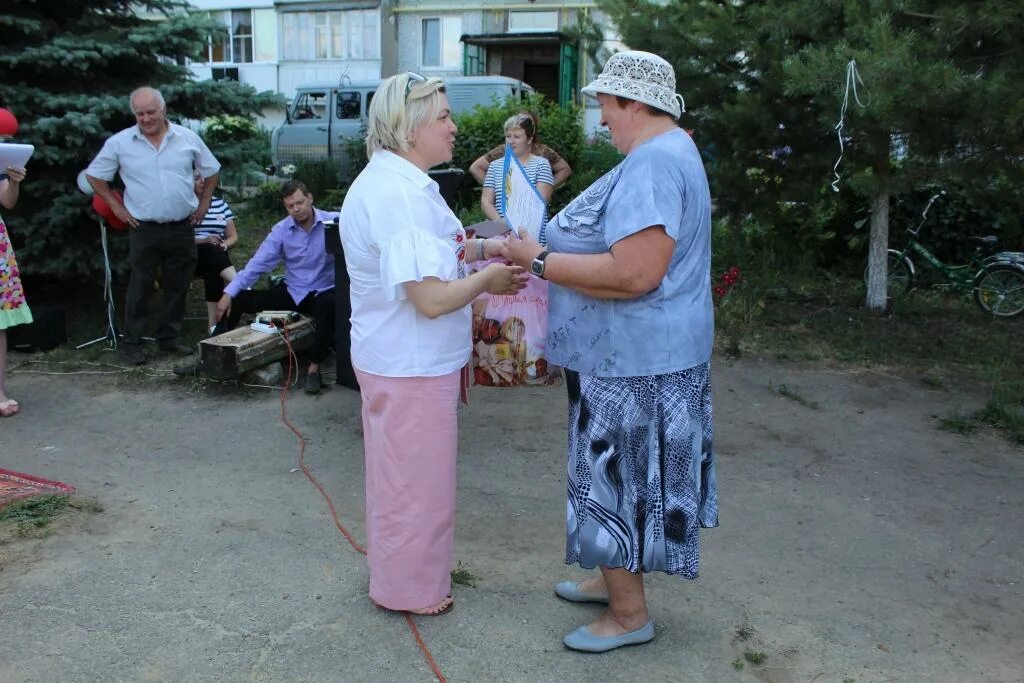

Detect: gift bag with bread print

[470,259,558,387]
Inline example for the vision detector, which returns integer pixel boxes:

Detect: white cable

[832,60,866,192]
[98,220,118,347]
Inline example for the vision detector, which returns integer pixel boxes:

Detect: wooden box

[199,316,314,380]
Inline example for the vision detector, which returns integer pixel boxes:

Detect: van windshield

[293,92,327,120]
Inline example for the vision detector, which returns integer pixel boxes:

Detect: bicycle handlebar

[908,190,947,236]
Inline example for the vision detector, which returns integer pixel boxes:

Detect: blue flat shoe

[554,580,610,604]
[563,620,655,653]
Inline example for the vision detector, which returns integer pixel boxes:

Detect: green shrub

[202,115,271,193]
[245,158,344,215]
[451,93,585,212]
[203,115,262,144]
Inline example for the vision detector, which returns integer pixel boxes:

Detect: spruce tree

[600,0,1024,311]
[0,0,277,281]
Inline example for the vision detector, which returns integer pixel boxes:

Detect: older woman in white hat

[504,51,718,652]
[340,73,527,617]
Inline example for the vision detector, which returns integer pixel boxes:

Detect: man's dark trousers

[224,283,357,387]
[124,219,197,347]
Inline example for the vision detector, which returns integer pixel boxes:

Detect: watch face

[531,259,543,276]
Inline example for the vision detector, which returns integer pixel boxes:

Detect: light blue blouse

[545,128,713,377]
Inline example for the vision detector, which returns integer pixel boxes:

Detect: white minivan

[271,75,533,171]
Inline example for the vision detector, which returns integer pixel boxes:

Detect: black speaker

[7,304,67,352]
[323,216,342,255]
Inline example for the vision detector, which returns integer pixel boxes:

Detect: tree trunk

[865,190,891,312]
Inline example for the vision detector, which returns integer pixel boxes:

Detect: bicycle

[869,191,1024,318]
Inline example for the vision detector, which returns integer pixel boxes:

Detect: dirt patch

[0,359,1021,682]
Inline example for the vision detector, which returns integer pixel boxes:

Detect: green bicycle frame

[897,241,978,290]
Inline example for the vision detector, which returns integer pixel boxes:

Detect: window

[336,91,361,120]
[212,67,240,82]
[464,44,486,76]
[421,16,462,69]
[508,10,559,33]
[282,10,380,61]
[292,92,328,121]
[209,10,253,64]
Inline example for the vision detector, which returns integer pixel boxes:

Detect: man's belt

[138,217,191,225]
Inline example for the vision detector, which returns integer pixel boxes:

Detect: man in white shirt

[86,86,221,365]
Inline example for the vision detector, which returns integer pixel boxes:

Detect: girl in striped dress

[192,173,238,329]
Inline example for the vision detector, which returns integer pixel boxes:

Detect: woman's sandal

[0,399,19,417]
[370,594,455,617]
[408,595,454,617]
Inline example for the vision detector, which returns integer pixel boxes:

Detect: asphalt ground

[0,357,1021,682]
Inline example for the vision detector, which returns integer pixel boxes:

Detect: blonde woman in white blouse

[339,73,527,616]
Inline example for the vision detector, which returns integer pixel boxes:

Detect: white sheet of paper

[500,146,548,242]
[0,143,34,171]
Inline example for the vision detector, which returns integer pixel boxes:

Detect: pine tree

[600,0,1024,311]
[0,0,278,281]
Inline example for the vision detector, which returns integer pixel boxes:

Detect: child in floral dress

[0,164,31,416]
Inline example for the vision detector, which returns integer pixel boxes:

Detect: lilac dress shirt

[224,208,337,304]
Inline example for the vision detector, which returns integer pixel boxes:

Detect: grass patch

[743,650,767,665]
[731,657,744,670]
[450,561,478,587]
[770,382,820,410]
[734,623,755,641]
[938,380,1024,445]
[938,412,980,436]
[716,271,1024,444]
[973,382,1024,446]
[0,495,103,539]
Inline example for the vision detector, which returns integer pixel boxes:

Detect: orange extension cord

[276,328,447,683]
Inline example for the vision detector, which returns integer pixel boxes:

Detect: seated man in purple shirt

[211,180,355,394]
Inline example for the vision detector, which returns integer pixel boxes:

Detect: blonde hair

[503,112,536,141]
[365,73,447,155]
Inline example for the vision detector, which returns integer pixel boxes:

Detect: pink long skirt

[355,367,460,611]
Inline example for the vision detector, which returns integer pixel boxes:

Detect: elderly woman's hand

[501,229,545,269]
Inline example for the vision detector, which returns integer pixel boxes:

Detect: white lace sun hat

[581,50,685,119]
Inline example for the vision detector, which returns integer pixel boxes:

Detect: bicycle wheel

[973,265,1024,318]
[865,251,914,296]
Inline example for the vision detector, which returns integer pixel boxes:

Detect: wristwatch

[531,250,551,279]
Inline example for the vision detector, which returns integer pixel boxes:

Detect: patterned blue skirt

[564,364,718,578]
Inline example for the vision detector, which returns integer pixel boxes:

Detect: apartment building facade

[183,0,616,130]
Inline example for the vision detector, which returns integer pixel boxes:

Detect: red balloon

[91,192,128,230]
[0,108,17,137]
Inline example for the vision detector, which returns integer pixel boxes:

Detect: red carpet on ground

[0,468,75,508]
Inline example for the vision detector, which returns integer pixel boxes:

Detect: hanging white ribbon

[832,59,866,192]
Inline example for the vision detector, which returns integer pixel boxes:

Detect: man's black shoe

[158,340,195,356]
[119,345,147,366]
[305,372,322,395]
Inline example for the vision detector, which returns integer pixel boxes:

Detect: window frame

[282,9,381,62]
[420,15,463,70]
[208,9,254,65]
[507,10,559,33]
